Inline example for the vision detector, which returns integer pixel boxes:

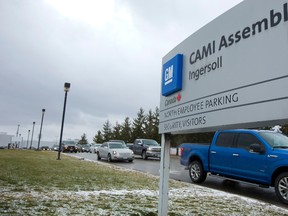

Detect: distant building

[0,132,13,148]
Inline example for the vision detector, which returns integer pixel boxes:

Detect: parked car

[51,144,59,151]
[81,144,91,153]
[97,142,134,162]
[62,140,78,153]
[41,146,50,150]
[132,139,161,160]
[89,143,102,153]
[76,143,83,152]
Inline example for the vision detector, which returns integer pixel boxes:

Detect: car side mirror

[250,143,263,153]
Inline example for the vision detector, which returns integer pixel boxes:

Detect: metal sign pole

[158,133,171,216]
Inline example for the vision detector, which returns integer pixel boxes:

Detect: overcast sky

[0,0,243,143]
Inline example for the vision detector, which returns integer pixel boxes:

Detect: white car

[97,142,134,162]
[89,143,101,153]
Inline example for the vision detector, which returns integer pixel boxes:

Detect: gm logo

[164,65,173,85]
[162,54,183,96]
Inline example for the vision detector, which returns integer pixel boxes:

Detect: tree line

[78,107,160,145]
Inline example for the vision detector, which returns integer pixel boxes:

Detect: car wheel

[107,154,112,162]
[128,159,133,163]
[142,151,147,160]
[189,160,207,183]
[275,172,288,204]
[97,152,101,160]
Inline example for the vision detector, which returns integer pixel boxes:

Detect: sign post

[158,133,171,216]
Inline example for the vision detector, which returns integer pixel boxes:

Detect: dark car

[76,143,90,152]
[133,139,161,159]
[79,144,91,153]
[41,146,50,150]
[62,140,78,153]
[76,143,83,152]
[51,144,59,151]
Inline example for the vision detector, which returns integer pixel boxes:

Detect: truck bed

[180,143,210,169]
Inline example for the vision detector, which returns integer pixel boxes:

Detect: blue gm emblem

[162,54,183,96]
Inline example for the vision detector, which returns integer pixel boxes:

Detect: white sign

[159,0,288,134]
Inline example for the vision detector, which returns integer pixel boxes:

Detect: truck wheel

[275,172,288,204]
[142,151,147,160]
[189,161,207,183]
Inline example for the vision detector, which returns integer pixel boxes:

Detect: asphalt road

[73,152,286,209]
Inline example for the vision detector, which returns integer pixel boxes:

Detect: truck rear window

[215,133,235,147]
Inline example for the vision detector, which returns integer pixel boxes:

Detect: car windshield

[63,141,76,145]
[259,132,288,148]
[109,143,124,149]
[110,140,125,144]
[143,139,159,146]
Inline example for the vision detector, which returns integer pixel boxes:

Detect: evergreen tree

[102,120,113,141]
[131,107,145,140]
[144,109,154,139]
[93,130,104,143]
[112,121,122,140]
[121,117,132,143]
[142,107,160,143]
[152,107,160,143]
[78,133,88,144]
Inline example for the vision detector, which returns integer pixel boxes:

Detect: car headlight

[147,147,152,151]
[112,151,117,155]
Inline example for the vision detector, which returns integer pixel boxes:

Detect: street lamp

[26,130,30,149]
[37,109,46,150]
[30,122,35,149]
[15,124,20,148]
[16,124,20,137]
[58,82,71,160]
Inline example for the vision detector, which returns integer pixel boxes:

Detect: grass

[0,150,162,191]
[0,149,288,215]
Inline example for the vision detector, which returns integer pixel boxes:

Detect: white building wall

[0,132,13,148]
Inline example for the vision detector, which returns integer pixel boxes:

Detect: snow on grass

[1,182,288,215]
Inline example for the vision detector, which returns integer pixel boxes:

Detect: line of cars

[56,139,161,163]
[50,141,101,153]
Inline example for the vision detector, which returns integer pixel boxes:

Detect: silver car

[97,142,134,162]
[89,143,101,153]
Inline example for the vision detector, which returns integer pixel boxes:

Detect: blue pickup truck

[180,129,288,204]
